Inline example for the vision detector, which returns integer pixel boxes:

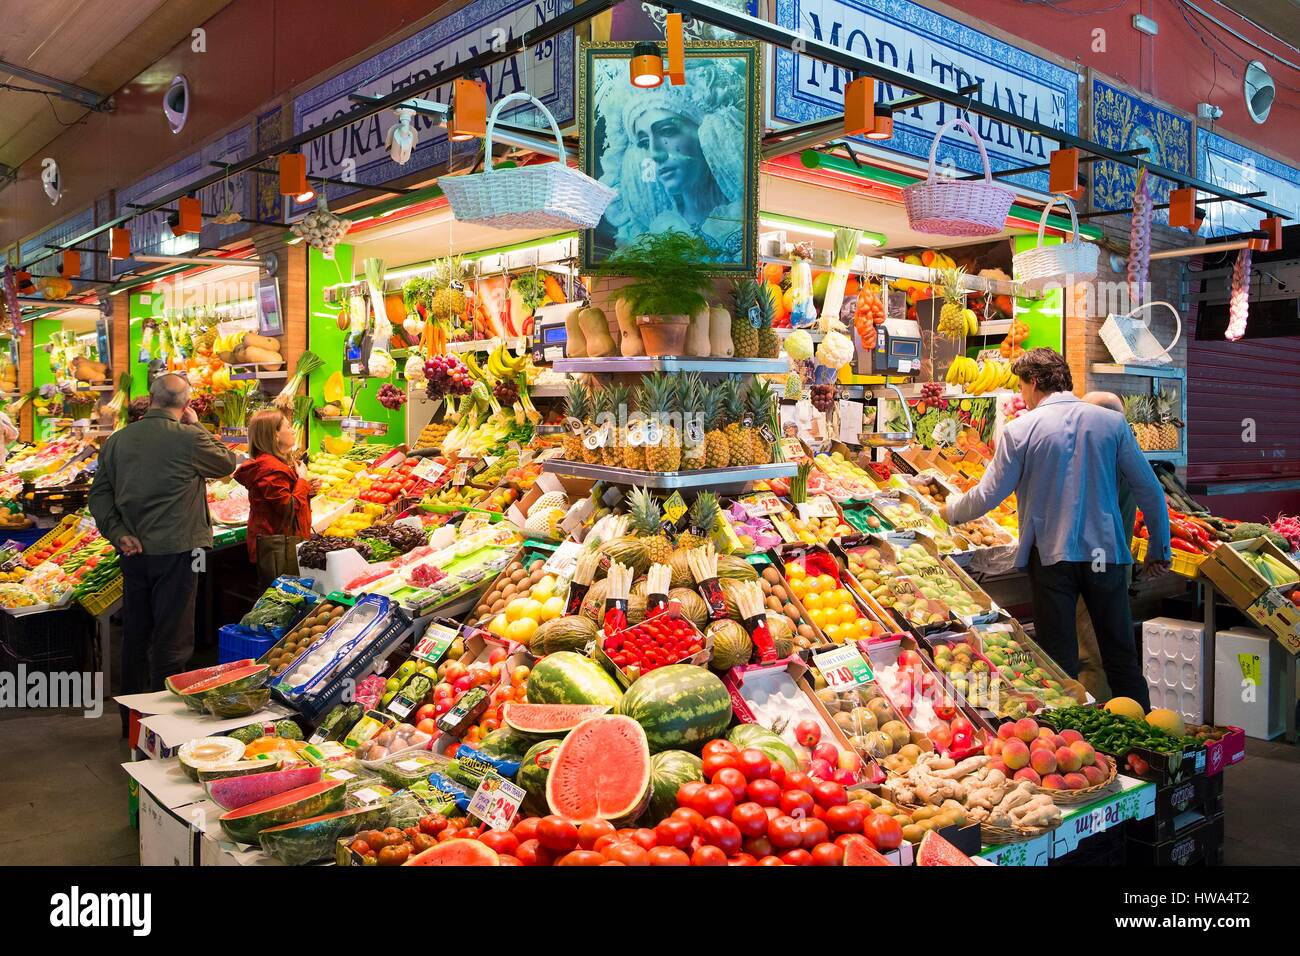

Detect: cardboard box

[1199,539,1300,611]
[1203,725,1246,775]
[1246,587,1300,655]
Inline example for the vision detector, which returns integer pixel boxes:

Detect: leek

[364,257,391,345]
[217,386,250,429]
[103,373,132,426]
[276,350,324,408]
[819,227,861,332]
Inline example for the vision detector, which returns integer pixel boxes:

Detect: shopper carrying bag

[236,408,316,587]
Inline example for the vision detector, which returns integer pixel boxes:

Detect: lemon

[488,613,510,637]
[507,617,538,643]
[541,596,564,621]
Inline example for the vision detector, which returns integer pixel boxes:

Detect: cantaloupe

[1145,708,1186,736]
[1103,697,1145,721]
[322,435,354,456]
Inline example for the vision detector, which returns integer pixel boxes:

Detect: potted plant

[596,231,718,356]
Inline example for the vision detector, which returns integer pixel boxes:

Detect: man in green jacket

[90,374,237,694]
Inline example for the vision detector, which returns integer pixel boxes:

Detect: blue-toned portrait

[580,41,760,274]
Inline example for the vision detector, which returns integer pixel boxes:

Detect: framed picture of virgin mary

[579,41,761,274]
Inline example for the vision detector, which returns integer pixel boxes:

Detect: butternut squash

[578,307,615,357]
[685,305,711,356]
[242,333,281,353]
[563,306,587,358]
[235,344,284,369]
[709,307,734,358]
[615,299,644,357]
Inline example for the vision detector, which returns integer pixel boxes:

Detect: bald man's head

[150,373,191,411]
[1082,391,1124,414]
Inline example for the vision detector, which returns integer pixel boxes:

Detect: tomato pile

[602,614,705,679]
[358,457,425,505]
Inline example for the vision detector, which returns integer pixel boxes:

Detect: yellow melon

[1145,708,1186,737]
[323,371,345,404]
[1102,697,1145,721]
[322,434,354,456]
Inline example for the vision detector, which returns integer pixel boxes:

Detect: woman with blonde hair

[234,408,316,585]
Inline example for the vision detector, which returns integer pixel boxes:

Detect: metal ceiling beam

[18,0,620,272]
[348,93,565,158]
[956,147,1149,181]
[655,0,1292,221]
[232,163,421,195]
[0,58,109,110]
[1075,191,1268,221]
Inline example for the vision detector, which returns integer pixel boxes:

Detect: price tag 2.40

[813,645,874,691]
[468,772,526,831]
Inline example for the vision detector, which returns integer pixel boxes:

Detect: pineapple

[627,486,673,565]
[722,377,748,467]
[1156,387,1180,450]
[604,382,631,467]
[678,492,721,553]
[730,280,760,359]
[936,264,967,339]
[755,282,779,358]
[700,384,730,469]
[677,374,707,471]
[429,256,470,321]
[1124,394,1157,450]
[562,379,590,462]
[642,372,681,472]
[744,377,775,465]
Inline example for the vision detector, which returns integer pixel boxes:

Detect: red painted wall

[941,0,1300,165]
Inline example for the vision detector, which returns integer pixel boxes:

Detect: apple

[795,720,821,747]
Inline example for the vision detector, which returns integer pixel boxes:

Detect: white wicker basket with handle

[440,92,616,231]
[1099,301,1182,366]
[1012,194,1099,291]
[902,118,1015,237]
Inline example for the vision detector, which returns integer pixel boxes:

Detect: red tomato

[825,803,866,834]
[691,783,736,819]
[701,751,740,778]
[767,815,803,850]
[418,814,448,836]
[810,842,844,866]
[700,816,743,856]
[757,855,785,866]
[727,853,757,866]
[577,819,615,850]
[691,845,727,866]
[712,767,748,803]
[746,778,782,807]
[414,703,437,723]
[498,855,522,865]
[863,813,903,850]
[780,788,815,819]
[768,761,786,786]
[654,819,694,850]
[780,848,813,866]
[647,846,691,866]
[557,849,607,866]
[670,807,706,833]
[798,817,831,850]
[478,830,519,856]
[702,740,740,760]
[676,780,706,809]
[604,842,650,866]
[784,770,816,795]
[536,816,579,853]
[629,828,659,850]
[515,839,554,866]
[744,835,774,858]
[730,802,769,839]
[813,781,848,809]
[737,748,771,781]
[592,833,624,856]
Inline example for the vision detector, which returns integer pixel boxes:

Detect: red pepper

[1171,538,1199,553]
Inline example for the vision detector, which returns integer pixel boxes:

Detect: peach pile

[983,717,1109,791]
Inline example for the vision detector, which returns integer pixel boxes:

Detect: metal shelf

[447,336,530,354]
[553,356,789,375]
[1091,363,1185,379]
[529,384,569,398]
[757,254,1030,298]
[975,319,1012,336]
[542,459,798,489]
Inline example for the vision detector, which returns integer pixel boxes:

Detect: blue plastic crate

[218,624,277,664]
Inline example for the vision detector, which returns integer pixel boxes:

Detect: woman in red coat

[235,408,316,586]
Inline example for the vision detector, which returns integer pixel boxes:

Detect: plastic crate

[218,623,278,664]
[21,514,80,563]
[77,574,124,617]
[1130,537,1205,577]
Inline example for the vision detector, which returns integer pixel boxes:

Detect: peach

[1013,767,1042,786]
[1063,772,1088,790]
[1069,740,1096,767]
[1055,746,1082,774]
[1030,737,1055,753]
[1038,727,1056,740]
[1059,729,1084,745]
[1053,735,1069,749]
[987,759,1009,777]
[997,722,1018,741]
[1002,738,1030,770]
[1081,764,1107,786]
[1040,773,1066,790]
[985,738,1004,757]
[1013,718,1039,743]
[1029,748,1058,776]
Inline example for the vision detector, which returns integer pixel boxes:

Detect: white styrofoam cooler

[1142,617,1206,724]
[1214,627,1287,740]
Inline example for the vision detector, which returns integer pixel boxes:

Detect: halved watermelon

[177,663,270,712]
[502,702,611,736]
[917,830,975,866]
[218,779,345,845]
[259,805,390,865]
[205,766,323,810]
[404,841,499,866]
[165,659,255,696]
[843,835,893,866]
[545,715,651,825]
[196,755,282,783]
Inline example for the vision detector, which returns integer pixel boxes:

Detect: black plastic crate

[0,605,95,675]
[1051,827,1126,866]
[1126,773,1225,843]
[1126,813,1224,866]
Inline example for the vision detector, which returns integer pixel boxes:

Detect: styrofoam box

[1142,617,1206,724]
[1214,627,1287,741]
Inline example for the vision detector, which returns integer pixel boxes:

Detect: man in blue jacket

[943,349,1170,707]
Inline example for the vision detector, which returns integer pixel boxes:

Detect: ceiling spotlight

[865,105,893,141]
[630,42,664,88]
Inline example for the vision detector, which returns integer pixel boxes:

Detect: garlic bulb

[291,191,351,258]
[1127,169,1151,306]
[1226,247,1251,341]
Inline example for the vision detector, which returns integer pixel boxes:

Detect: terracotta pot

[636,314,690,356]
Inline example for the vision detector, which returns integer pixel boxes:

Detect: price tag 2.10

[813,645,874,691]
[468,772,526,831]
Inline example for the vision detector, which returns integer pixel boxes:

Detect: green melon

[647,750,704,822]
[716,555,759,581]
[615,664,732,753]
[526,651,622,707]
[515,738,562,816]
[218,779,346,845]
[669,588,708,629]
[728,722,798,771]
[707,620,753,671]
[530,616,598,657]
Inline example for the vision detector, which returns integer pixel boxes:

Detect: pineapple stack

[641,371,681,472]
[936,264,977,339]
[1124,394,1161,451]
[562,380,590,462]
[627,486,674,564]
[1155,387,1181,450]
[429,256,470,325]
[730,281,761,359]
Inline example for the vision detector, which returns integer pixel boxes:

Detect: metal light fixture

[665,13,686,86]
[177,195,202,234]
[865,105,893,141]
[1244,60,1275,124]
[164,75,190,134]
[630,42,664,88]
[109,228,131,261]
[843,75,875,137]
[62,251,80,276]
[1168,187,1196,229]
[279,153,314,203]
[449,78,487,141]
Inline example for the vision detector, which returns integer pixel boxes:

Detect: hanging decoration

[291,191,351,258]
[1226,246,1251,342]
[1127,168,1151,306]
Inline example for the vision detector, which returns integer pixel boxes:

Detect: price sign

[796,495,838,522]
[1238,653,1262,687]
[412,458,446,484]
[779,437,808,463]
[452,462,470,486]
[459,513,491,536]
[544,540,583,578]
[468,772,526,831]
[739,492,786,516]
[662,491,688,525]
[412,622,459,664]
[813,645,874,691]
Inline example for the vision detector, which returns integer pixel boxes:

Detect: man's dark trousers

[120,551,199,694]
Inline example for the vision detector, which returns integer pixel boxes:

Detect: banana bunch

[945,356,981,387]
[968,359,1018,395]
[486,342,528,379]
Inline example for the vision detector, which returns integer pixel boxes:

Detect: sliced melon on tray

[545,715,651,825]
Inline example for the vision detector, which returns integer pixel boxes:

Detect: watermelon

[165,659,255,697]
[202,687,272,719]
[844,835,893,866]
[529,616,598,656]
[205,766,323,810]
[258,804,390,865]
[526,651,622,707]
[728,722,798,771]
[177,737,246,781]
[707,620,752,671]
[478,725,536,759]
[917,829,975,866]
[616,664,732,753]
[545,715,651,824]
[647,750,703,822]
[177,663,270,712]
[515,738,562,816]
[503,702,611,735]
[196,755,282,783]
[218,779,346,845]
[405,841,500,865]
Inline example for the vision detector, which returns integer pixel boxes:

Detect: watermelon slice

[205,766,323,810]
[218,779,345,845]
[165,659,255,696]
[176,663,270,712]
[404,841,500,866]
[258,805,390,865]
[917,830,975,866]
[843,835,893,866]
[545,715,651,825]
[502,702,611,735]
[197,756,283,783]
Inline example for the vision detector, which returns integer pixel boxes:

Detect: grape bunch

[493,379,520,405]
[423,355,473,400]
[377,383,407,410]
[810,383,837,412]
[920,381,944,404]
[188,393,215,420]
